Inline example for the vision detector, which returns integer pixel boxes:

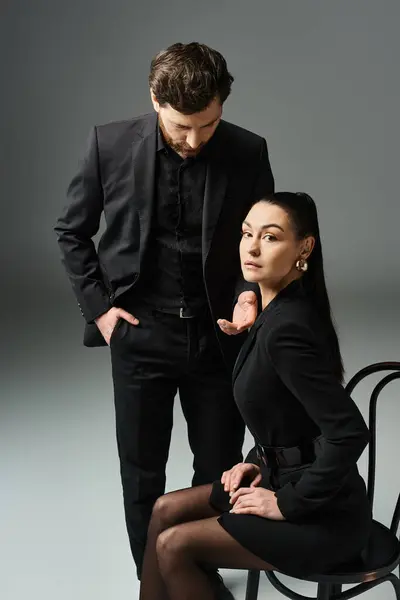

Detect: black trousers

[109,304,245,578]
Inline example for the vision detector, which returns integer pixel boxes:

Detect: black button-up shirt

[138,124,218,314]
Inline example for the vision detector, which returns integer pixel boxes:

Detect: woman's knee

[156,525,190,568]
[151,493,180,530]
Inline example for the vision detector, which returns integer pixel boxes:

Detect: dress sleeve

[266,321,369,521]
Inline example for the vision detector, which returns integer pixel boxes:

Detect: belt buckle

[256,445,264,464]
[275,448,286,468]
[256,444,278,468]
[180,307,195,319]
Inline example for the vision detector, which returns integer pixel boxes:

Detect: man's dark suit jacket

[55,112,274,369]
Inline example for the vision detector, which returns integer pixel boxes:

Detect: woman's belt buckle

[256,444,281,468]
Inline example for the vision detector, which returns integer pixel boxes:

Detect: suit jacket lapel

[131,116,157,266]
[232,318,263,383]
[202,156,228,268]
[232,305,275,383]
[233,283,303,383]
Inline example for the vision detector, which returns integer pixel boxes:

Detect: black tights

[139,484,273,600]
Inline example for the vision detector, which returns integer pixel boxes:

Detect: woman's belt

[255,437,322,469]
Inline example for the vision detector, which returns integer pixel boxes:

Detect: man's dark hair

[149,42,234,114]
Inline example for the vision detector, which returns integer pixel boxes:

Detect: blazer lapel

[232,318,264,383]
[131,117,157,266]
[233,282,304,383]
[202,158,228,267]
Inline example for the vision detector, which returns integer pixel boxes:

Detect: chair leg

[330,584,342,596]
[245,570,260,600]
[317,583,332,600]
[389,573,400,600]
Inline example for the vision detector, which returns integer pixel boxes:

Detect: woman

[139,192,372,600]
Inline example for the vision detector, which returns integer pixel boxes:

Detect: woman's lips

[244,261,262,269]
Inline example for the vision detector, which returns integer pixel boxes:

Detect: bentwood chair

[245,362,400,600]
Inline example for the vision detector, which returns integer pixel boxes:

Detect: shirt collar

[157,123,166,152]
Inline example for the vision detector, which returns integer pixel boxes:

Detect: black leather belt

[155,306,200,319]
[255,437,321,469]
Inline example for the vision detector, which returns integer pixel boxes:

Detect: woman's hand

[217,291,258,335]
[229,487,285,520]
[221,463,262,494]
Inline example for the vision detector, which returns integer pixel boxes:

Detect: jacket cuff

[275,482,322,521]
[77,291,113,324]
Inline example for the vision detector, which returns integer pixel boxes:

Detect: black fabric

[136,127,210,313]
[110,303,245,576]
[55,111,275,578]
[213,478,371,577]
[54,112,275,351]
[211,279,372,576]
[255,437,321,468]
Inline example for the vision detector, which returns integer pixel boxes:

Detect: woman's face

[240,202,311,287]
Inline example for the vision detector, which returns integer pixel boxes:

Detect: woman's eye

[263,234,277,241]
[241,231,252,238]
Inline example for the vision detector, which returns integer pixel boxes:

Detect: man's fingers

[117,309,139,325]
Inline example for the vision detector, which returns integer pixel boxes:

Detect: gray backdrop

[2,1,399,599]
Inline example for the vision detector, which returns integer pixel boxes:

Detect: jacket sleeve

[233,138,275,309]
[244,445,261,466]
[252,138,275,201]
[265,321,369,521]
[54,127,112,323]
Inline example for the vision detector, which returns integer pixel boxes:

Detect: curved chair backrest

[345,362,400,537]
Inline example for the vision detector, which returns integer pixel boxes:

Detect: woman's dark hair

[149,42,234,114]
[258,192,344,381]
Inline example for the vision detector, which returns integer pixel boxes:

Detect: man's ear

[150,89,160,112]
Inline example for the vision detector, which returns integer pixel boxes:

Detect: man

[55,42,274,596]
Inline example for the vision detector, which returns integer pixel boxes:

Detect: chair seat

[303,520,400,584]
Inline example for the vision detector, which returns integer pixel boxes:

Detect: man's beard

[158,116,205,158]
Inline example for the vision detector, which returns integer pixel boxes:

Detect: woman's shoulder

[258,296,320,348]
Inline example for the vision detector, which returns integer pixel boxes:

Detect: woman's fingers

[224,473,232,492]
[229,487,253,504]
[222,463,260,493]
[229,469,244,493]
[217,319,239,335]
[229,464,252,493]
[231,497,256,509]
[230,505,262,516]
[250,472,262,487]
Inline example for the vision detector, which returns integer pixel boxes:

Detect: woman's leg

[156,516,274,600]
[139,484,218,600]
